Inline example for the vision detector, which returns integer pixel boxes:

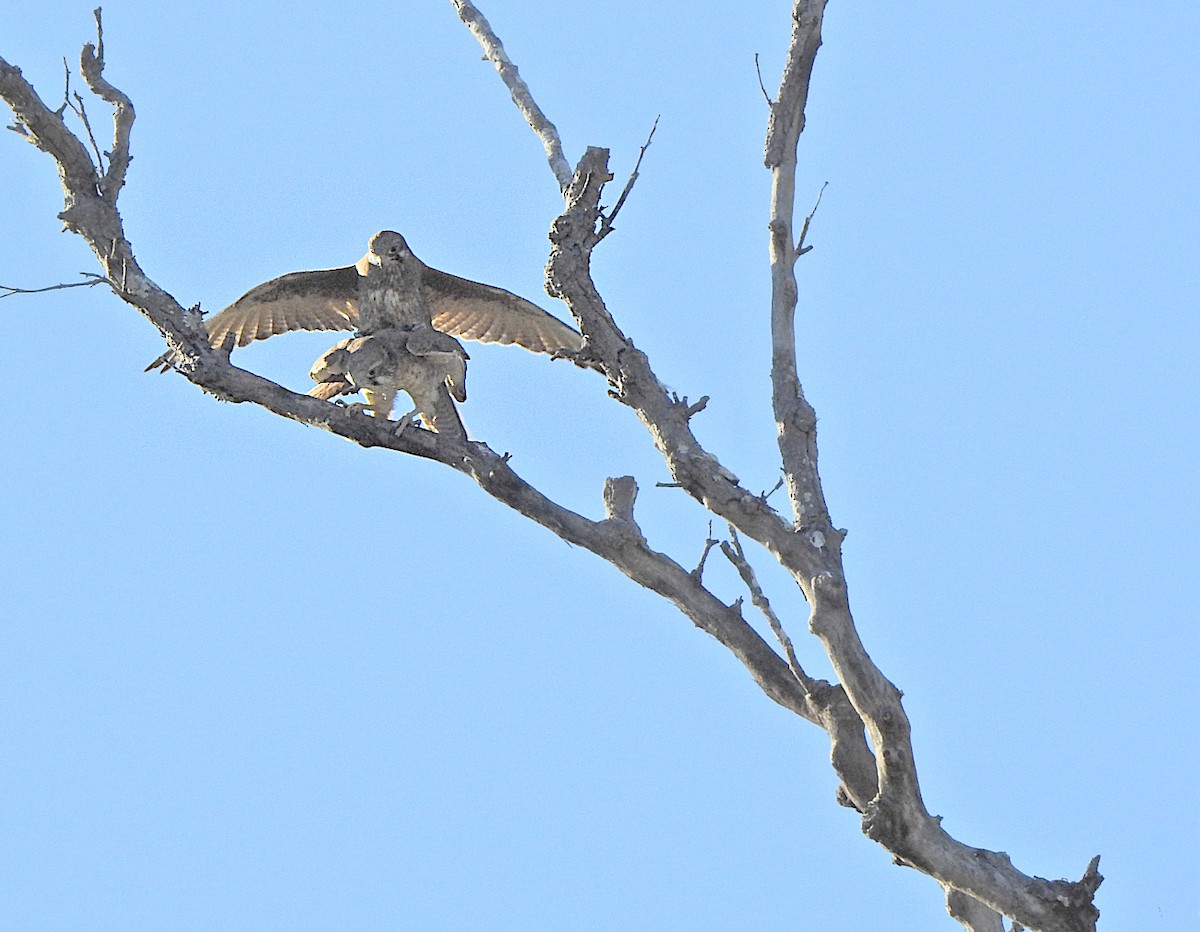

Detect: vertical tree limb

[764,1,839,538]
[759,5,1101,929]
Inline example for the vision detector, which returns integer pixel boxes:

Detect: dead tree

[0,4,1102,929]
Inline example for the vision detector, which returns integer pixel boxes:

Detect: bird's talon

[393,415,421,437]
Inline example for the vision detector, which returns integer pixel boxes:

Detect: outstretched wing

[422,267,584,357]
[146,251,597,374]
[206,265,362,349]
[145,265,362,372]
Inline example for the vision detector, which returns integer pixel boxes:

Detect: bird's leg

[393,405,423,437]
[362,386,397,420]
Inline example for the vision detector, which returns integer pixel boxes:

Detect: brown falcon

[147,231,591,432]
[307,325,469,439]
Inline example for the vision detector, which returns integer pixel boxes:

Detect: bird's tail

[426,384,467,440]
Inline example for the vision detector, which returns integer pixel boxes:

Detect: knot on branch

[1044,856,1103,923]
[693,451,740,487]
[548,146,612,249]
[670,392,708,420]
[861,794,904,846]
[862,794,928,874]
[602,475,638,522]
[808,571,846,615]
[601,476,644,543]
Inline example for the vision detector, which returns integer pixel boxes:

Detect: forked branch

[0,4,1103,929]
[462,1,1102,929]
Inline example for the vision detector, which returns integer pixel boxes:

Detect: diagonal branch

[466,468,822,723]
[720,526,812,691]
[2,55,100,197]
[449,0,572,189]
[597,115,658,241]
[1,43,197,362]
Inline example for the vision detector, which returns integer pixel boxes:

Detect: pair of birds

[150,231,590,438]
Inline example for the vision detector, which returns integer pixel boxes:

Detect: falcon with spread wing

[146,231,591,433]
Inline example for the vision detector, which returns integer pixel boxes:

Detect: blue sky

[2,3,1197,930]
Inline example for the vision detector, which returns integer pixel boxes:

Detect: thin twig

[794,180,827,259]
[720,526,813,691]
[683,395,709,419]
[597,115,659,241]
[56,58,70,117]
[58,53,105,173]
[691,522,719,580]
[759,476,785,502]
[754,53,775,105]
[69,90,106,173]
[0,273,110,299]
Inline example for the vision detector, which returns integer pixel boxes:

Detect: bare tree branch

[448,0,572,189]
[545,146,821,574]
[543,133,884,818]
[597,115,658,242]
[463,466,827,723]
[0,272,109,299]
[59,59,106,173]
[755,5,1102,929]
[764,0,837,535]
[794,180,826,259]
[690,523,719,581]
[79,8,132,203]
[0,5,1105,930]
[753,53,774,106]
[720,526,812,691]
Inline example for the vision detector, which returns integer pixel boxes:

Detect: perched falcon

[307,325,469,439]
[147,231,588,369]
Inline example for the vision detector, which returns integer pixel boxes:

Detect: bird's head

[366,230,413,268]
